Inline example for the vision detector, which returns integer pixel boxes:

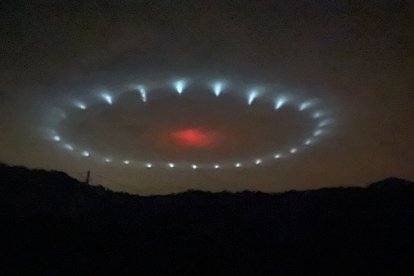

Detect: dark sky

[1,1,413,194]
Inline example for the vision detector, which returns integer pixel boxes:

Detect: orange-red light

[170,128,222,148]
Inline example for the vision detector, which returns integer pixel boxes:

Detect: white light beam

[137,85,147,102]
[313,129,323,136]
[173,80,187,95]
[313,112,323,118]
[101,93,113,105]
[64,144,74,151]
[248,90,259,105]
[299,101,313,111]
[212,81,225,96]
[75,101,86,110]
[275,96,288,109]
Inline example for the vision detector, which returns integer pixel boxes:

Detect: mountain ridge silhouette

[1,163,414,275]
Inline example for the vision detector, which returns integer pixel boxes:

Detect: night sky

[1,1,413,194]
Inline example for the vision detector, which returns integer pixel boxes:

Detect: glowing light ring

[44,78,335,170]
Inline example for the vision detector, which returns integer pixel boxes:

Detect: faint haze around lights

[42,77,333,170]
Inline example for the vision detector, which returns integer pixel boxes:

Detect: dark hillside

[1,163,414,275]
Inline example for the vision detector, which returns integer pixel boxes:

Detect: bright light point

[173,79,187,94]
[75,102,86,110]
[82,151,90,157]
[314,129,323,136]
[101,93,113,105]
[214,164,220,169]
[290,148,297,154]
[274,154,281,159]
[137,85,147,102]
[64,144,73,151]
[168,163,175,168]
[305,139,312,145]
[191,164,198,169]
[275,96,288,109]
[247,90,259,105]
[105,158,111,163]
[53,135,61,142]
[146,163,152,168]
[235,162,242,168]
[255,159,262,165]
[313,112,323,118]
[123,160,130,165]
[299,101,313,111]
[211,81,225,96]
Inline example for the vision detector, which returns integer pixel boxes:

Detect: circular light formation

[44,77,335,170]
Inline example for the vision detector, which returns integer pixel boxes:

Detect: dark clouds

[0,1,413,194]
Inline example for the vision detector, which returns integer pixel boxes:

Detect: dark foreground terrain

[1,163,414,275]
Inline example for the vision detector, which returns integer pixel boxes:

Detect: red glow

[170,128,223,148]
